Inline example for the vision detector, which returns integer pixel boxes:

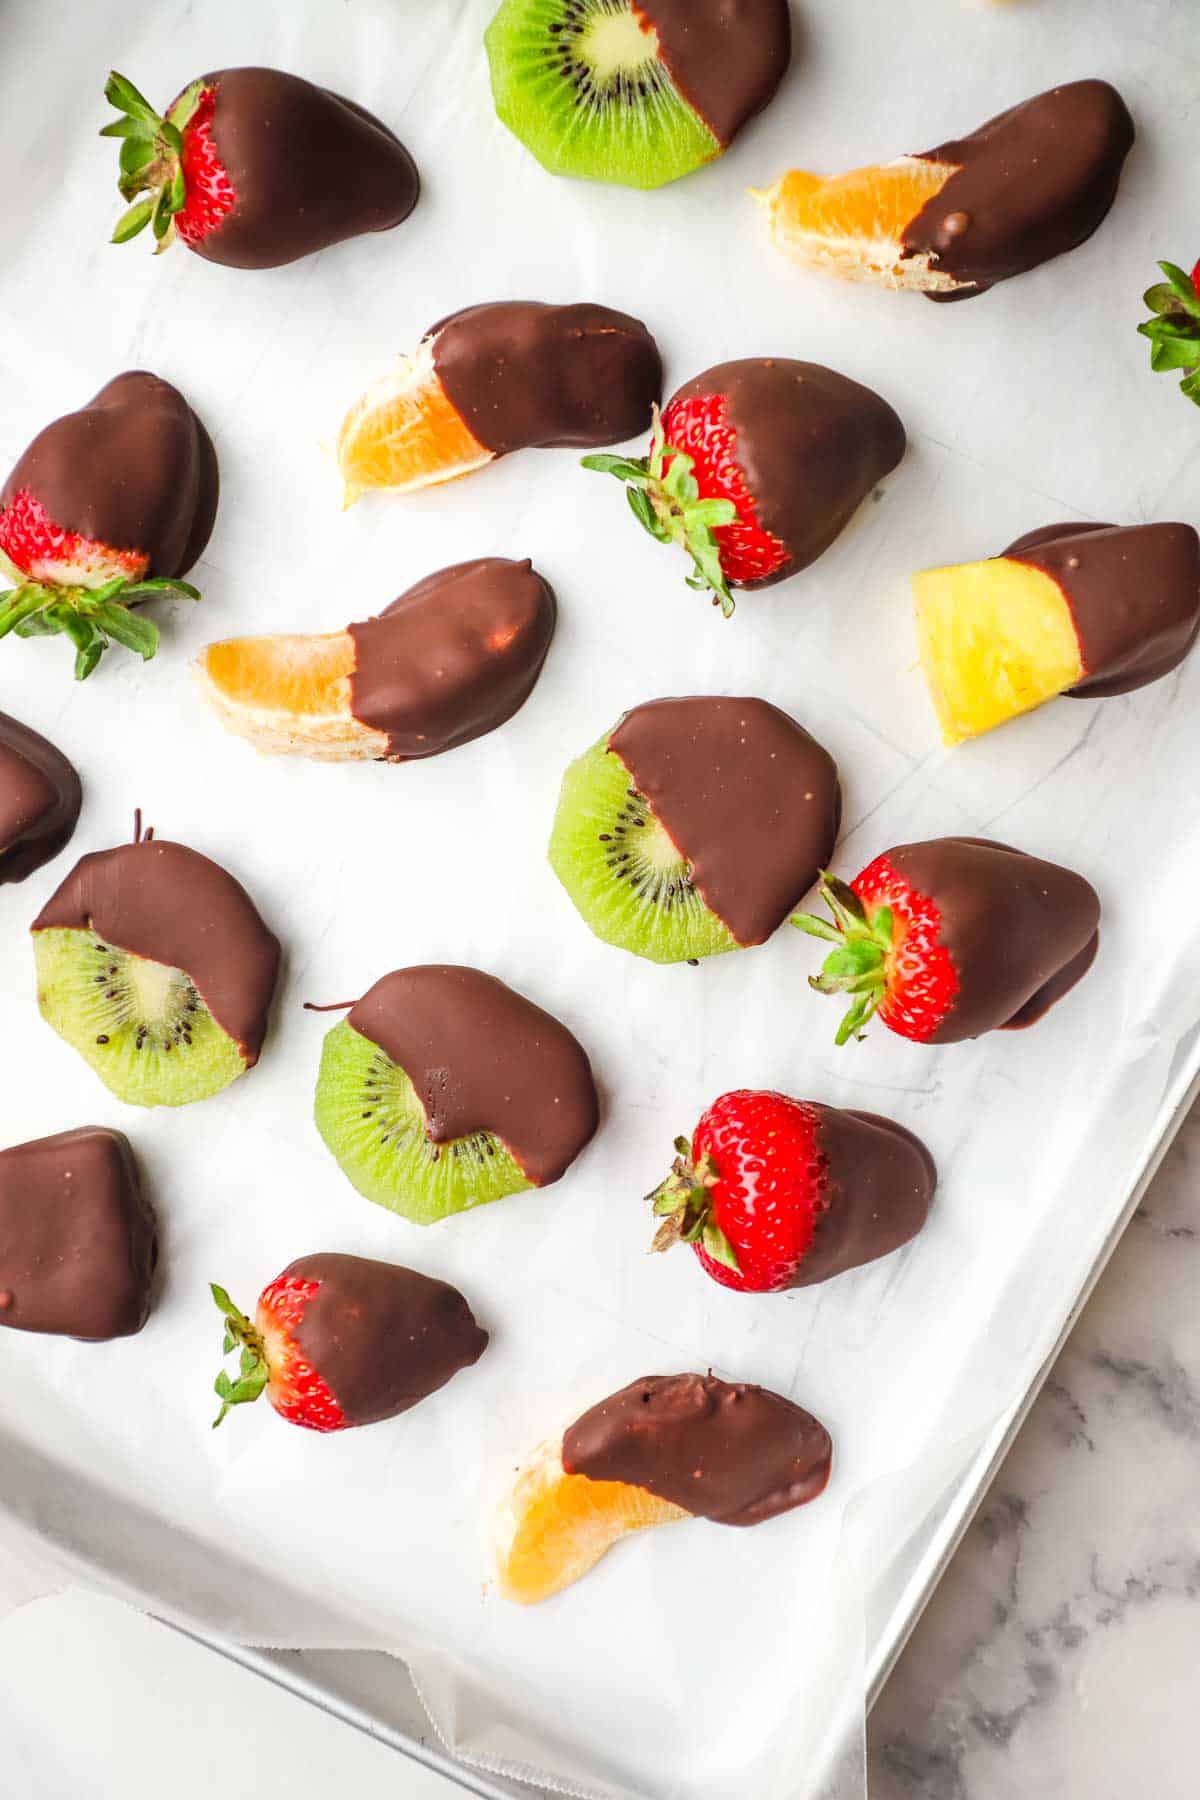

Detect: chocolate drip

[886,838,1101,1043]
[1,372,217,578]
[187,68,418,270]
[348,558,556,758]
[0,1128,156,1340]
[640,0,791,146]
[608,696,840,945]
[794,1107,935,1286]
[347,965,598,1187]
[283,1253,486,1427]
[431,302,661,454]
[667,360,905,585]
[1003,521,1200,697]
[0,713,81,885]
[563,1373,832,1526]
[33,839,280,1064]
[904,80,1135,299]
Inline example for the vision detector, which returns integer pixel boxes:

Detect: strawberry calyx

[209,1283,271,1428]
[646,1135,741,1272]
[1137,260,1200,407]
[101,71,207,252]
[0,555,199,682]
[582,407,740,617]
[791,872,894,1046]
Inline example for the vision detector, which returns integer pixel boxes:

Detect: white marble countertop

[5,1099,1197,1798]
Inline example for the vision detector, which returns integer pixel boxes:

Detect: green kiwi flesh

[485,0,719,190]
[314,1020,531,1225]
[548,733,738,963]
[33,927,247,1107]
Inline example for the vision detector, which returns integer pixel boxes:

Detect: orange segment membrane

[336,338,494,502]
[755,158,963,290]
[202,633,355,718]
[495,1440,688,1604]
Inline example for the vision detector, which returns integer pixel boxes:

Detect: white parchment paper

[1,2,1198,1796]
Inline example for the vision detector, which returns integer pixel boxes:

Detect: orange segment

[754,157,964,291]
[494,1439,689,1605]
[196,632,390,761]
[336,337,493,504]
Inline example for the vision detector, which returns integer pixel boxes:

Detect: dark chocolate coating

[347,965,598,1187]
[431,302,661,454]
[347,558,556,758]
[1002,521,1200,698]
[186,68,418,270]
[903,80,1135,299]
[640,0,791,146]
[886,838,1101,1043]
[0,1128,156,1340]
[792,1107,935,1287]
[608,696,840,945]
[282,1253,486,1427]
[0,372,217,578]
[33,839,280,1065]
[667,360,905,586]
[0,713,81,886]
[563,1373,832,1526]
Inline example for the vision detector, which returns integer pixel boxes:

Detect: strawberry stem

[582,407,739,617]
[791,872,892,1045]
[102,71,205,254]
[0,574,199,681]
[645,1135,740,1271]
[209,1283,270,1428]
[1138,260,1200,407]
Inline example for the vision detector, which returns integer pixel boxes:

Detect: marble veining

[869,1107,1200,1798]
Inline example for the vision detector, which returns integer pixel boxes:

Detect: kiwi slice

[313,1020,530,1225]
[548,734,737,963]
[485,0,719,190]
[34,928,247,1107]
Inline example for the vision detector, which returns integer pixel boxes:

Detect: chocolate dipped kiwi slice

[313,965,598,1224]
[549,696,840,963]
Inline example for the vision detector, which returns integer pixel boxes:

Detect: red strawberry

[583,358,905,616]
[101,68,418,270]
[791,838,1101,1046]
[648,1090,934,1292]
[210,1253,487,1433]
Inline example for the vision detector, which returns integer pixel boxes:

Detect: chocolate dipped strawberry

[0,713,81,885]
[584,359,905,614]
[649,1090,934,1291]
[0,373,217,679]
[102,68,418,268]
[210,1253,487,1432]
[792,838,1101,1045]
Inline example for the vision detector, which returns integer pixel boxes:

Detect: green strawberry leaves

[0,573,198,681]
[583,408,739,617]
[646,1135,741,1272]
[1138,260,1200,404]
[791,873,893,1046]
[102,71,203,250]
[210,1283,271,1428]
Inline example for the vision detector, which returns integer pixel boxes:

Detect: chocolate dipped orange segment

[198,558,555,762]
[757,79,1134,300]
[337,301,661,502]
[495,1374,832,1603]
[914,522,1200,744]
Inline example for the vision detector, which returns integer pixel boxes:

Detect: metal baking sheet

[2,3,1198,1798]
